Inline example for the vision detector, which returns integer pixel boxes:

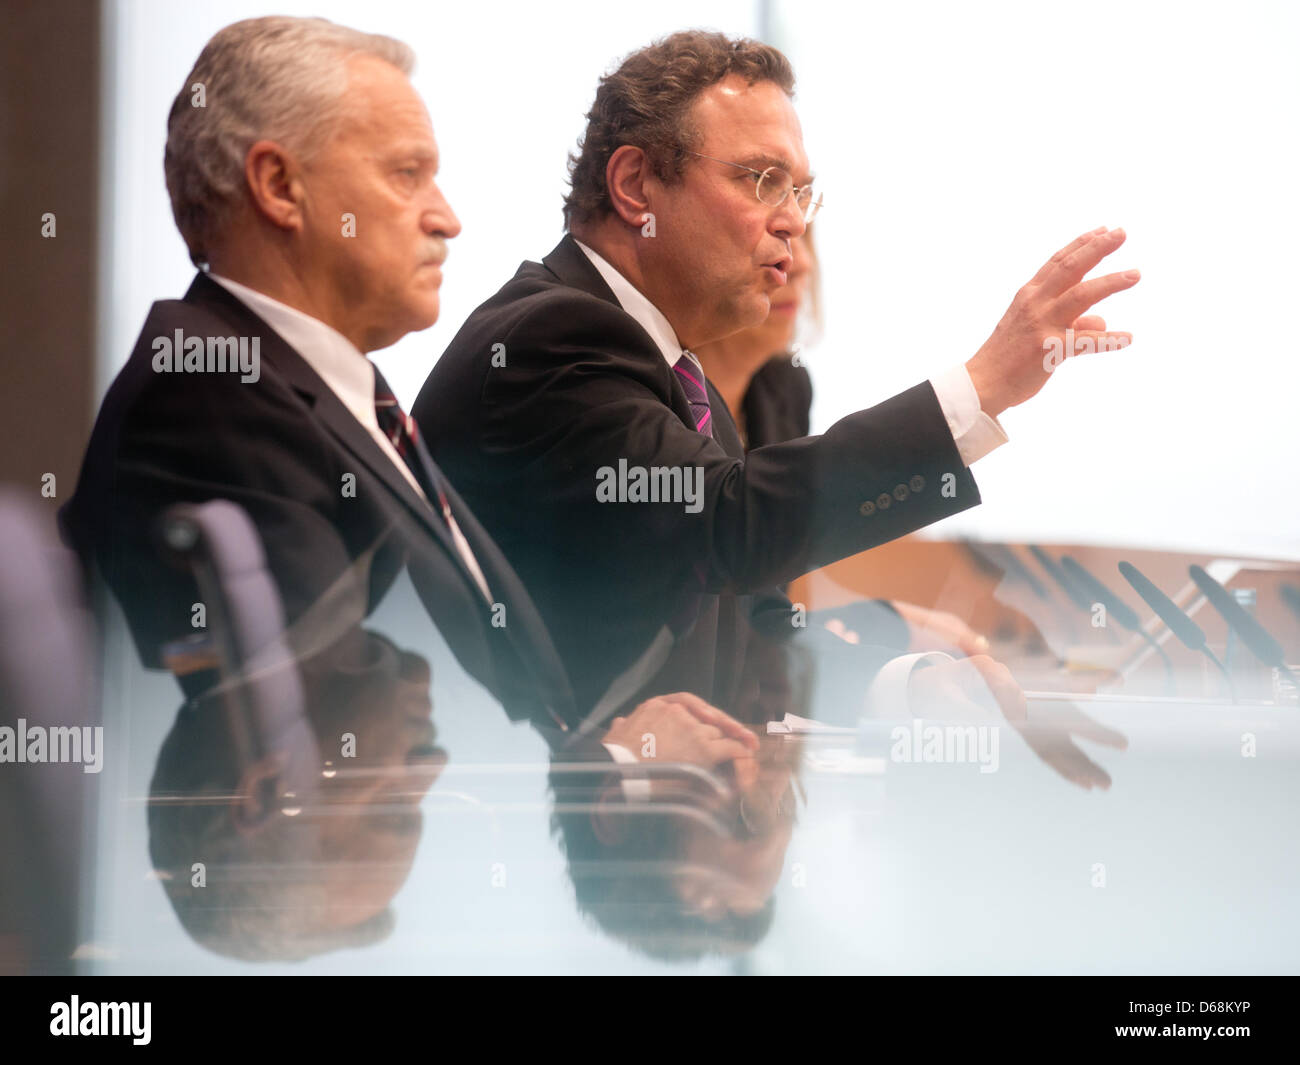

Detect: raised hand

[966,226,1140,416]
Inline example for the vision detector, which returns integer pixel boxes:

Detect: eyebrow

[737,154,815,183]
[386,145,439,169]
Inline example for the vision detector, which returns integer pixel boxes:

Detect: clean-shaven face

[644,75,811,349]
[753,230,813,355]
[297,55,461,352]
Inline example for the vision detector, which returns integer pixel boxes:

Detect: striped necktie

[373,367,493,603]
[373,368,449,516]
[669,350,713,634]
[673,350,713,438]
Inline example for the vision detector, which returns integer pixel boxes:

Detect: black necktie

[372,366,451,521]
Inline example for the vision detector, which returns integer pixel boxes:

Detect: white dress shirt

[573,239,1008,464]
[207,273,493,603]
[571,239,1004,733]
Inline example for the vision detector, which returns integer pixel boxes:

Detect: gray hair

[164,16,415,266]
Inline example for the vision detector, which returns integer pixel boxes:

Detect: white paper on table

[766,713,858,736]
[804,749,887,775]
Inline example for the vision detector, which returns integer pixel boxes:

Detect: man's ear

[590,781,630,846]
[604,145,654,229]
[244,140,305,233]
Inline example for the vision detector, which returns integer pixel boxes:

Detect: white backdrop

[778,0,1300,558]
[102,0,1300,559]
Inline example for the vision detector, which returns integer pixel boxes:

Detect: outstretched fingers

[1028,225,1108,287]
[1053,267,1141,323]
[1038,227,1129,300]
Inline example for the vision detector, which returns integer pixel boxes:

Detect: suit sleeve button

[893,483,909,502]
[860,500,876,517]
[876,492,892,511]
[910,475,925,493]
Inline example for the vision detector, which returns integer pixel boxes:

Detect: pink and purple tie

[673,350,713,438]
[669,350,712,630]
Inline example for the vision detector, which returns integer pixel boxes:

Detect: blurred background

[3,0,1298,977]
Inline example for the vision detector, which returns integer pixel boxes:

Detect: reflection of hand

[908,654,1026,722]
[908,656,1126,790]
[603,692,758,768]
[892,601,990,657]
[1009,702,1127,791]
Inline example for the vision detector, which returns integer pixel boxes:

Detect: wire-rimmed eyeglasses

[682,150,823,223]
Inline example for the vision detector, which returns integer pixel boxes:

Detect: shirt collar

[207,273,380,431]
[571,239,686,367]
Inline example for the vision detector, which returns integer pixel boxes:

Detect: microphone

[1028,545,1092,613]
[1280,583,1300,627]
[1028,544,1120,644]
[1188,565,1298,686]
[1118,560,1230,696]
[1062,555,1173,691]
[962,540,1048,600]
[1061,556,1141,631]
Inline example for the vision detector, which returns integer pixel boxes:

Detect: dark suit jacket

[412,235,981,718]
[742,355,813,447]
[60,272,579,734]
[741,355,912,649]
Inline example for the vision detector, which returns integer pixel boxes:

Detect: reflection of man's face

[150,633,447,959]
[296,55,461,352]
[645,75,810,349]
[677,821,793,920]
[675,760,796,920]
[301,640,446,927]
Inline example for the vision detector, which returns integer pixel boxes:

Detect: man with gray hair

[62,17,758,766]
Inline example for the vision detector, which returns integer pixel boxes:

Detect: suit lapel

[182,272,577,720]
[434,472,575,709]
[540,234,622,303]
[181,273,472,582]
[540,236,701,434]
[705,378,745,459]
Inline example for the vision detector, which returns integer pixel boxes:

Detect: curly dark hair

[563,30,795,230]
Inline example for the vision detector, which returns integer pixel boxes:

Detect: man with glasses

[412,30,1139,733]
[681,149,822,224]
[61,18,761,782]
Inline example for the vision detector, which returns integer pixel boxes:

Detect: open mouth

[762,254,792,285]
[404,714,437,757]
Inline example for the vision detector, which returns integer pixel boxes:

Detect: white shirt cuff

[930,364,1009,466]
[601,742,653,802]
[863,651,954,717]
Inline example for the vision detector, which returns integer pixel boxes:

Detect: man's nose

[769,195,807,242]
[424,183,462,238]
[764,209,806,243]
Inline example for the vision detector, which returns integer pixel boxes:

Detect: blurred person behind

[695,229,990,659]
